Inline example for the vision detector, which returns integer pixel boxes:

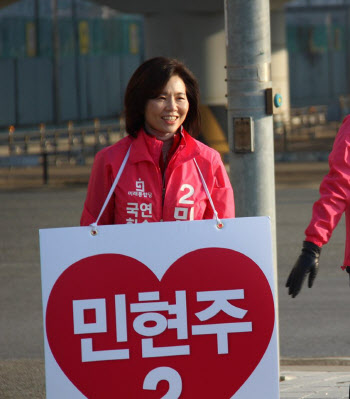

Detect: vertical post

[40,123,48,184]
[72,0,82,121]
[8,125,15,155]
[42,151,48,185]
[224,0,276,255]
[34,0,40,57]
[68,120,73,163]
[224,0,278,348]
[39,123,46,152]
[81,129,86,162]
[52,0,60,124]
[94,118,100,155]
[325,13,334,105]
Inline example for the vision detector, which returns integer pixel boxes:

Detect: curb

[281,357,350,366]
[275,151,330,162]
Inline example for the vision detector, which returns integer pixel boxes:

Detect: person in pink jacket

[80,57,235,226]
[286,115,350,298]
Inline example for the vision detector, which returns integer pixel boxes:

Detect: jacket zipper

[162,171,166,209]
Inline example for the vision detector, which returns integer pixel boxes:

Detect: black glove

[346,266,350,286]
[286,241,321,298]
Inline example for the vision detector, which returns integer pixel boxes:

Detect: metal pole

[52,0,60,124]
[72,0,82,121]
[224,0,278,347]
[34,0,40,57]
[42,151,48,185]
[224,0,276,252]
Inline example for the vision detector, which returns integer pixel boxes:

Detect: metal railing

[0,118,125,183]
[273,106,340,153]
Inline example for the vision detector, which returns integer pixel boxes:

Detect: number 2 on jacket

[174,184,195,221]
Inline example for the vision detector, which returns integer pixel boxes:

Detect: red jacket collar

[128,128,200,166]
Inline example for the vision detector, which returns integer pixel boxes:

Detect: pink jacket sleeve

[305,115,350,246]
[80,150,115,226]
[203,153,235,220]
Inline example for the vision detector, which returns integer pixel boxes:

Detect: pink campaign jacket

[305,115,350,269]
[80,128,235,226]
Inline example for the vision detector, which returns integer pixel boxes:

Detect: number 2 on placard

[143,367,182,398]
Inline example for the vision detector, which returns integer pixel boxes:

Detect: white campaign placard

[40,216,278,399]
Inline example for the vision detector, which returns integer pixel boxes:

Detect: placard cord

[90,146,131,235]
[89,146,223,235]
[193,158,223,229]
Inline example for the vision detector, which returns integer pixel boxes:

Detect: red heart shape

[46,248,274,398]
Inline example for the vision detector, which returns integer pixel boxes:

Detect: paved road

[277,187,348,358]
[280,365,350,399]
[0,161,350,398]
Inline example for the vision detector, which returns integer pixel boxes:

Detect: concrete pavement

[1,159,350,398]
[280,367,350,399]
[0,362,349,399]
[0,360,349,399]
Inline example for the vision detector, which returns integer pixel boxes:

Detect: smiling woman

[144,75,189,140]
[144,75,190,162]
[80,57,235,226]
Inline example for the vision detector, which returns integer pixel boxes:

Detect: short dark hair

[124,57,201,137]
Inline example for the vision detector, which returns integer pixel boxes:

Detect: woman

[286,115,350,298]
[80,57,235,226]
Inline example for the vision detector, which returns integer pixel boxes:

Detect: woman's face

[144,75,189,139]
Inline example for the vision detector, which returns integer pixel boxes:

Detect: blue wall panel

[86,56,122,118]
[0,59,16,126]
[87,56,110,118]
[120,55,141,102]
[287,7,349,119]
[78,57,89,120]
[59,57,79,121]
[104,55,122,116]
[17,58,53,125]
